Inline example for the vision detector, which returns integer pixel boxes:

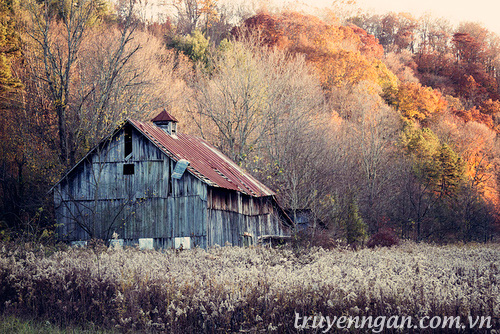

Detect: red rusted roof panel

[130,119,274,197]
[151,109,178,123]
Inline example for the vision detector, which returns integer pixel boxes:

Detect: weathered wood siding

[55,125,208,248]
[54,122,288,249]
[206,188,287,247]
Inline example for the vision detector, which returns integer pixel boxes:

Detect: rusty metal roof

[151,109,178,123]
[129,119,275,197]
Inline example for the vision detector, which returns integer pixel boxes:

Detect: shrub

[367,227,400,248]
[289,229,339,250]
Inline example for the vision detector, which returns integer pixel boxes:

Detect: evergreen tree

[435,143,464,199]
[169,29,210,65]
[401,121,467,240]
[344,194,367,245]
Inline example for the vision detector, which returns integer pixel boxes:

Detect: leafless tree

[327,82,402,232]
[22,0,191,167]
[23,0,139,166]
[189,35,324,163]
[188,34,339,236]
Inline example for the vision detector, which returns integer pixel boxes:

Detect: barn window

[167,177,172,196]
[124,125,132,157]
[123,163,135,175]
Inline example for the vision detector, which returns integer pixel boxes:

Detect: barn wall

[55,125,208,248]
[206,188,288,247]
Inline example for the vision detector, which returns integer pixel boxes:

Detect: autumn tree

[0,0,21,92]
[348,12,418,53]
[327,82,403,234]
[352,11,500,126]
[239,11,386,60]
[0,0,27,235]
[174,0,204,34]
[1,0,192,236]
[417,15,453,55]
[353,95,401,232]
[173,0,232,41]
[238,12,399,102]
[431,113,500,241]
[378,12,418,53]
[22,0,149,166]
[24,0,112,165]
[383,50,418,83]
[395,82,447,121]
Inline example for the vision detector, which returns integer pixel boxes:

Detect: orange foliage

[452,107,496,129]
[479,99,500,115]
[458,122,499,207]
[396,82,447,121]
[234,13,289,49]
[452,32,484,64]
[431,113,500,226]
[237,12,383,60]
[237,12,393,95]
[348,24,384,59]
[313,50,377,88]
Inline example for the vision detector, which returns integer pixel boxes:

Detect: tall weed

[0,241,498,332]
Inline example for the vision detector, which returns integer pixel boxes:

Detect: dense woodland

[0,0,499,244]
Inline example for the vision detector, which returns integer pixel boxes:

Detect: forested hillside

[0,0,499,243]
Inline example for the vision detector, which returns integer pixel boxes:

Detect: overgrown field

[0,242,498,333]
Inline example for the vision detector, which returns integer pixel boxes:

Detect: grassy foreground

[0,241,498,333]
[0,315,115,334]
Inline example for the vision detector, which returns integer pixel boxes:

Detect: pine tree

[344,194,367,246]
[434,143,464,198]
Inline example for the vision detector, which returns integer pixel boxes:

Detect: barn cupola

[152,109,179,136]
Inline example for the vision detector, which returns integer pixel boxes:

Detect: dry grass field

[0,241,498,332]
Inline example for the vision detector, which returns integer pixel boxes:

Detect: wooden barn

[52,110,292,249]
